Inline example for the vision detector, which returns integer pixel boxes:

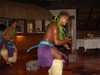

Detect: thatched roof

[0,1,52,20]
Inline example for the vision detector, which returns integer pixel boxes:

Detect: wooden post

[24,19,27,34]
[42,20,45,32]
[32,20,36,32]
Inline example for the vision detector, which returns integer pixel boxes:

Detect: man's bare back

[43,22,57,44]
[43,22,70,59]
[43,22,69,46]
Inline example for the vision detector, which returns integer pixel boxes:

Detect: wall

[16,33,44,51]
[35,20,42,32]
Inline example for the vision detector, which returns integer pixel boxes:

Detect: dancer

[27,11,70,75]
[0,20,17,65]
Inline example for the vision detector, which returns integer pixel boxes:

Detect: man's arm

[64,37,71,50]
[64,43,70,50]
[1,27,10,40]
[53,24,69,45]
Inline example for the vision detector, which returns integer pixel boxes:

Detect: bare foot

[6,61,13,66]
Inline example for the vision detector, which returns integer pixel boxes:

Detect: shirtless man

[43,17,70,59]
[26,11,70,75]
[0,20,17,65]
[36,11,70,75]
[2,20,17,44]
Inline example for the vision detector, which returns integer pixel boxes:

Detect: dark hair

[0,24,7,31]
[59,11,70,18]
[9,19,18,26]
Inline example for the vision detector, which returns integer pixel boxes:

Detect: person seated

[87,32,94,38]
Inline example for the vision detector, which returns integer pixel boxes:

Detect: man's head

[10,20,18,28]
[59,11,70,26]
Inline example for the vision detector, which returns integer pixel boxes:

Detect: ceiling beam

[3,0,100,9]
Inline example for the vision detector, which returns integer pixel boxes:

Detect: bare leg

[6,60,12,66]
[48,48,63,75]
[51,48,62,60]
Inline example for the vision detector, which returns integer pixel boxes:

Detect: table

[77,39,100,51]
[77,39,85,49]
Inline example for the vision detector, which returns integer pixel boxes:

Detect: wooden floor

[0,49,100,75]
